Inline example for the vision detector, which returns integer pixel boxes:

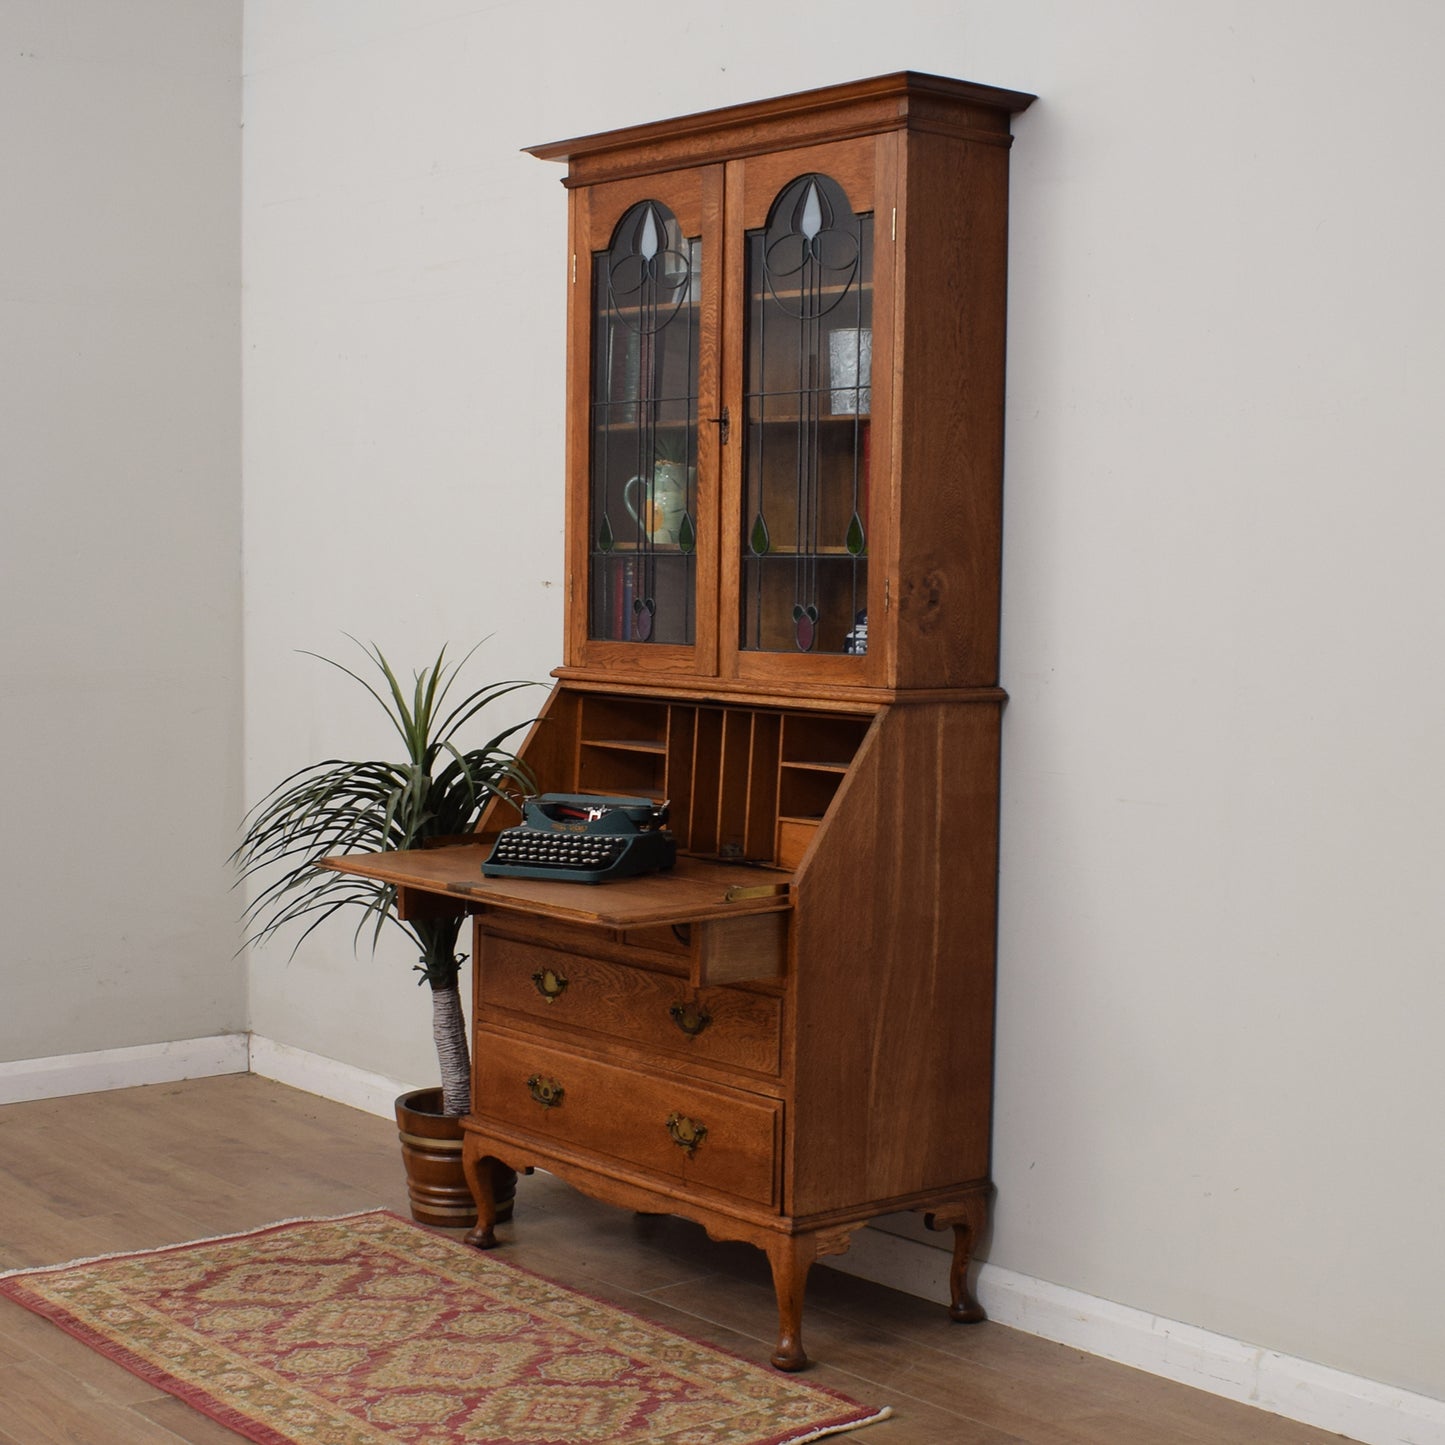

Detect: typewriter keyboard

[488,828,627,872]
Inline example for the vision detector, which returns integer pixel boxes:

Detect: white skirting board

[819,1226,1445,1445]
[244,1034,418,1120]
[0,1034,249,1104]
[3,1033,1441,1445]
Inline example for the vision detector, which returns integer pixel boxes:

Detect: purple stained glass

[793,604,818,652]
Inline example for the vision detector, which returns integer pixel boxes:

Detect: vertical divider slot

[665,705,696,851]
[745,712,782,862]
[689,708,724,855]
[717,711,753,857]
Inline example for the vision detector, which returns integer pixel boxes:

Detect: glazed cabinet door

[720,134,897,689]
[565,167,724,678]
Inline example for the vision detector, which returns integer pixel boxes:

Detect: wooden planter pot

[394,1088,516,1228]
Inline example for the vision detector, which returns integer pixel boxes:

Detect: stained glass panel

[589,201,700,645]
[740,175,872,655]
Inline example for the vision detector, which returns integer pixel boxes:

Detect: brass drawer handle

[526,1074,565,1109]
[531,967,569,1002]
[668,1001,713,1038]
[665,1111,707,1155]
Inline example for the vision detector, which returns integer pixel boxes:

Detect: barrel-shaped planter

[394,1088,516,1228]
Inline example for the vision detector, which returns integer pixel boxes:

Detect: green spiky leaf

[233,640,538,994]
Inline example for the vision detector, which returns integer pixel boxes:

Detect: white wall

[240,0,1445,1408]
[0,1,245,1060]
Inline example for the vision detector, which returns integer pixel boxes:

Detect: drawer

[478,933,781,1076]
[475,1032,780,1207]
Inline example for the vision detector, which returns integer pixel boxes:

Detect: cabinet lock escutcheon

[665,1111,707,1155]
[526,1074,565,1109]
[531,967,569,1002]
[668,1001,713,1037]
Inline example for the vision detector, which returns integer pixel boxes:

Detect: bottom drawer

[475,1032,780,1207]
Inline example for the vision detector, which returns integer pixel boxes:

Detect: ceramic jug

[624,462,687,545]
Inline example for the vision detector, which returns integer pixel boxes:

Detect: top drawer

[478,932,782,1077]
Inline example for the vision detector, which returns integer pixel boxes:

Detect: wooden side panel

[476,684,581,838]
[892,129,1014,689]
[785,700,1001,1216]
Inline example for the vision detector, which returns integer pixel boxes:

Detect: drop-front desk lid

[319,845,792,930]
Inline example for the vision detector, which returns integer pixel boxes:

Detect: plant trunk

[431,983,471,1117]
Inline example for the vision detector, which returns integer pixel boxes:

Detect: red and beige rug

[0,1209,889,1445]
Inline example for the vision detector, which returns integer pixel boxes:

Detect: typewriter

[482,793,676,885]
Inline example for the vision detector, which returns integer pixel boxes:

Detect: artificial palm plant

[234,641,534,1116]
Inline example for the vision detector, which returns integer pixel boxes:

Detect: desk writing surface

[318,845,792,929]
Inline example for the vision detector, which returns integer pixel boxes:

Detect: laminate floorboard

[0,1076,1355,1444]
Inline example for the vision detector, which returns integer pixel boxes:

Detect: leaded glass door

[570,170,721,674]
[721,138,889,686]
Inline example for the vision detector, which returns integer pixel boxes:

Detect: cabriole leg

[925,1187,992,1323]
[765,1234,817,1371]
[461,1135,500,1250]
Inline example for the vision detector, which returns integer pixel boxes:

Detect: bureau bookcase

[328,72,1032,1369]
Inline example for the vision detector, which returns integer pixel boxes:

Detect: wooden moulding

[550,667,1007,711]
[527,71,1035,188]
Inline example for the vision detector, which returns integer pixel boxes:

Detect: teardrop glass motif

[845,511,865,557]
[749,512,771,557]
[598,513,615,553]
[677,512,696,555]
[638,206,659,260]
[799,182,823,240]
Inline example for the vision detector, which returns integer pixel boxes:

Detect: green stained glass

[598,513,615,553]
[678,512,696,555]
[749,512,771,556]
[845,512,866,557]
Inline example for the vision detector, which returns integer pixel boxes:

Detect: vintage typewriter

[482,793,676,884]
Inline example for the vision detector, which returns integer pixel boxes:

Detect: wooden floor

[0,1076,1352,1445]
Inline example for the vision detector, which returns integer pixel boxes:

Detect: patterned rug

[0,1210,889,1445]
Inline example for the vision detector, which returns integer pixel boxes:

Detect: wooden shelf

[591,415,698,431]
[745,411,871,426]
[743,547,865,558]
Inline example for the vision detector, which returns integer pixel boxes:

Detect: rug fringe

[0,1208,391,1282]
[781,1404,893,1442]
